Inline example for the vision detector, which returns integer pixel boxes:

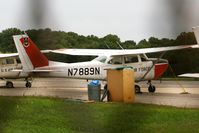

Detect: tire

[135,85,141,93]
[6,81,14,88]
[26,82,32,88]
[148,85,156,93]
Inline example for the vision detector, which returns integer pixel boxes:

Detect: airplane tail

[192,26,199,44]
[13,34,49,71]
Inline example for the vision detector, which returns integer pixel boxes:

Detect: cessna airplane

[11,29,199,93]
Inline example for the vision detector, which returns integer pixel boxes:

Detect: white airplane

[0,53,25,88]
[178,26,199,78]
[0,50,50,88]
[11,30,198,93]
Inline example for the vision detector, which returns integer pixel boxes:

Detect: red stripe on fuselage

[20,37,49,68]
[154,63,168,79]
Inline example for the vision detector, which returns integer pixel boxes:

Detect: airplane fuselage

[0,55,168,83]
[31,55,168,82]
[0,58,28,79]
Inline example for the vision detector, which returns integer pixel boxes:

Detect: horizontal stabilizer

[12,69,66,73]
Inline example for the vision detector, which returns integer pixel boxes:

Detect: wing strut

[104,42,110,49]
[116,42,124,50]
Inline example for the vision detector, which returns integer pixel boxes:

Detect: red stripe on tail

[20,37,49,68]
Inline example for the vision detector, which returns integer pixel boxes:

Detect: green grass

[0,97,199,133]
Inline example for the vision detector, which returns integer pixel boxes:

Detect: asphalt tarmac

[0,78,199,108]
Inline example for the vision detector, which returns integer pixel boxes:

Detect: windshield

[93,56,107,63]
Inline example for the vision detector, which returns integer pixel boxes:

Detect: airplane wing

[0,53,18,58]
[178,73,199,78]
[51,44,198,56]
[0,50,51,59]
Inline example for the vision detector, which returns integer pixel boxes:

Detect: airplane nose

[154,62,168,79]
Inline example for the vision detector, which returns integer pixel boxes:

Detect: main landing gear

[135,85,141,93]
[5,79,32,88]
[103,81,156,94]
[135,80,156,93]
[25,78,32,88]
[25,81,32,88]
[147,80,156,93]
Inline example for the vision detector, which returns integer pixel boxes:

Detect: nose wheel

[6,81,14,88]
[135,85,141,93]
[147,80,156,93]
[25,81,32,88]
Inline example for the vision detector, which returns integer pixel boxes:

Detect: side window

[1,59,15,65]
[6,59,15,64]
[108,57,123,64]
[124,56,138,63]
[2,59,7,65]
[1,58,17,65]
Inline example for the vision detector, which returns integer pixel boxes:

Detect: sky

[0,0,199,42]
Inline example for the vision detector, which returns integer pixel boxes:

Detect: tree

[121,40,136,49]
[0,28,22,53]
[102,34,121,49]
[137,39,150,48]
[175,32,196,45]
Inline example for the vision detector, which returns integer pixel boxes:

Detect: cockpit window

[108,57,123,64]
[94,56,107,63]
[124,56,138,63]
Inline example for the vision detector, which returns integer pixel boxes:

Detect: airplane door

[107,55,154,81]
[107,55,140,80]
[137,55,154,80]
[123,55,140,80]
[123,55,154,80]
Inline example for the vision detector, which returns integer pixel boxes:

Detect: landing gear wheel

[25,81,32,88]
[135,85,141,93]
[6,81,14,88]
[148,85,156,93]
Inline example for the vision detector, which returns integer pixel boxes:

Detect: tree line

[0,28,199,77]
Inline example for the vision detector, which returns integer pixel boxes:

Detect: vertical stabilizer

[192,26,199,44]
[13,35,49,71]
